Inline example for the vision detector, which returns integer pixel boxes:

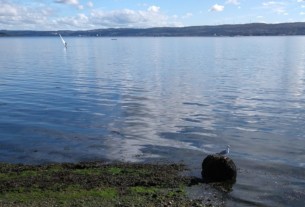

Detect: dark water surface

[0,37,305,206]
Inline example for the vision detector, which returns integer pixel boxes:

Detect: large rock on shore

[201,154,237,183]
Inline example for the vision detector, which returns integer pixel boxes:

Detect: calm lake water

[0,36,304,206]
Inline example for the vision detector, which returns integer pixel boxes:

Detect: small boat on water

[59,34,67,48]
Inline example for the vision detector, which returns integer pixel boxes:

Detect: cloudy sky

[1,0,305,30]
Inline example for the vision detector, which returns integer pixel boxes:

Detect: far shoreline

[1,22,305,37]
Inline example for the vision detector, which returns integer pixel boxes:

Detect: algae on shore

[0,162,207,207]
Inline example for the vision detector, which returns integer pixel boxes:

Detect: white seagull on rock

[217,145,230,156]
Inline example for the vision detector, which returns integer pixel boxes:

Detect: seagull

[217,145,230,156]
[59,34,67,48]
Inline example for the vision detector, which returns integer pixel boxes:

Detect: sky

[1,0,305,30]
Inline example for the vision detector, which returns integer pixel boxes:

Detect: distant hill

[1,22,305,37]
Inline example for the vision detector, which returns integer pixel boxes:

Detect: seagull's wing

[59,34,66,46]
[217,149,227,155]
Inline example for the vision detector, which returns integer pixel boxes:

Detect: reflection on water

[0,37,305,206]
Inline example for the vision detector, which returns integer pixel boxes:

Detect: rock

[201,154,237,183]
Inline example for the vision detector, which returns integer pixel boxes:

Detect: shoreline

[0,161,223,207]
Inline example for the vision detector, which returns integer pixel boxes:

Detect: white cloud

[55,0,79,6]
[300,12,305,15]
[182,13,193,19]
[210,4,224,12]
[87,1,94,8]
[0,3,18,16]
[55,13,91,29]
[55,0,84,10]
[148,6,160,13]
[0,1,54,30]
[0,2,181,30]
[226,0,240,5]
[262,1,288,15]
[90,7,181,28]
[262,1,284,7]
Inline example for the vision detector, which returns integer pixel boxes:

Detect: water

[0,36,305,206]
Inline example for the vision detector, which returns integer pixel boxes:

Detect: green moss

[1,188,117,206]
[93,188,117,199]
[130,186,157,194]
[46,165,63,172]
[166,187,185,198]
[73,168,101,175]
[2,189,43,203]
[107,167,123,175]
[0,162,206,207]
[58,188,117,200]
[0,173,10,179]
[19,170,39,177]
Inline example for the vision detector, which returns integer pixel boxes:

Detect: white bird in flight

[217,145,230,155]
[59,34,67,48]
